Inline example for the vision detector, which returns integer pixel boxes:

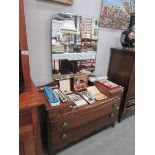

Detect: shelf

[52,51,96,60]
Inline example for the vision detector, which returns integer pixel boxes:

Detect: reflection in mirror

[51,12,99,80]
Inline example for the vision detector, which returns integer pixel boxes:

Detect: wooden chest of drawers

[39,85,123,155]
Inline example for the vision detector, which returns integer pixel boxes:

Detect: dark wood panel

[126,64,135,102]
[108,49,135,88]
[108,48,135,122]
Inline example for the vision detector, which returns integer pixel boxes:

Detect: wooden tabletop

[19,85,44,110]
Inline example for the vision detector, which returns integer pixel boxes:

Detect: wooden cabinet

[19,87,44,155]
[108,48,135,122]
[39,84,123,155]
[19,0,44,154]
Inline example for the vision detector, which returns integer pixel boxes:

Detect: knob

[62,122,68,128]
[61,134,67,140]
[109,113,114,118]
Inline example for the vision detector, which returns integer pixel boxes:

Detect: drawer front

[48,105,73,119]
[50,98,120,134]
[51,112,117,151]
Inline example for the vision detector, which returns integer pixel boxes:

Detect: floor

[56,116,135,155]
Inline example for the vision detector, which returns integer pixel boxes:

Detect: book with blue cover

[44,86,60,106]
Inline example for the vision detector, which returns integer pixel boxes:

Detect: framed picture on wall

[99,0,135,30]
[52,0,73,5]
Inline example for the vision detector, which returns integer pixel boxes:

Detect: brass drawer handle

[109,113,114,118]
[61,134,67,140]
[62,122,68,128]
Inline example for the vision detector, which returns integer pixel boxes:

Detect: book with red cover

[98,80,121,90]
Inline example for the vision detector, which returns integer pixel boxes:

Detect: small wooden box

[73,74,88,91]
[94,82,124,98]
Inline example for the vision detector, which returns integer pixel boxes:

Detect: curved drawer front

[51,98,120,134]
[51,112,117,151]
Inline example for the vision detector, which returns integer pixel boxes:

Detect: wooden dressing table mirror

[51,12,98,80]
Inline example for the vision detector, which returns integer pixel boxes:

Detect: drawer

[51,112,117,151]
[50,98,120,133]
[48,105,73,119]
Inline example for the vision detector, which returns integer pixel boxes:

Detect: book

[68,94,87,107]
[44,87,60,106]
[79,90,95,104]
[53,89,67,102]
[98,80,120,90]
[87,86,108,101]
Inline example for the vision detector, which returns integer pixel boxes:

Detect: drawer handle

[109,113,114,118]
[61,134,67,140]
[62,122,68,128]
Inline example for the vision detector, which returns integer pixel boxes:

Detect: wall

[24,0,122,86]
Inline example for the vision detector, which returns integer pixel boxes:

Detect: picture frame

[59,79,72,94]
[99,0,134,30]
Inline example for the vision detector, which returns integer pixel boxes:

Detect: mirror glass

[51,12,99,80]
